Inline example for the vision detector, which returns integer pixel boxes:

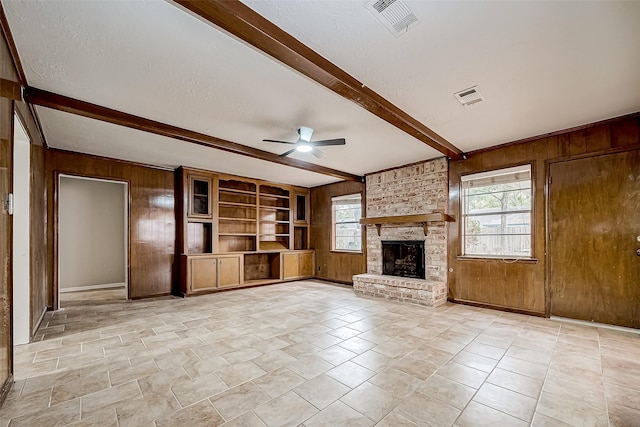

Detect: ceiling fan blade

[311,138,346,146]
[298,126,314,142]
[311,148,325,159]
[263,139,296,144]
[279,148,297,157]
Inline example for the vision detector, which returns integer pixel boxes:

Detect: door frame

[546,146,640,322]
[0,103,16,407]
[54,173,130,310]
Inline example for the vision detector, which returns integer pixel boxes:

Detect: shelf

[220,201,257,208]
[244,253,280,281]
[219,179,257,193]
[220,188,256,196]
[259,205,289,211]
[259,220,290,224]
[259,193,289,200]
[219,234,256,252]
[219,233,257,236]
[360,212,455,236]
[259,240,289,251]
[219,217,257,222]
[186,222,212,254]
[259,185,290,198]
[260,234,290,237]
[294,226,308,250]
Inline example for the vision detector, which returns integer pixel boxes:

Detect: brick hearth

[353,274,447,307]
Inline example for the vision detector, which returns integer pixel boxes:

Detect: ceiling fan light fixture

[296,143,313,153]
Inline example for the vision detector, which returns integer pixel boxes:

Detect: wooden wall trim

[448,297,546,318]
[312,277,354,286]
[26,104,47,148]
[173,0,463,161]
[1,4,49,147]
[25,87,362,182]
[545,144,640,165]
[467,111,640,157]
[49,148,175,172]
[14,102,44,147]
[0,78,20,101]
[0,373,13,408]
[0,4,26,86]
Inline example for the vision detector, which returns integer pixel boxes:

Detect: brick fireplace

[353,158,449,307]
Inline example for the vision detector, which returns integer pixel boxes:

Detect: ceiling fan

[263,126,346,158]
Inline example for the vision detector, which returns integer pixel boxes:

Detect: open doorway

[57,175,128,308]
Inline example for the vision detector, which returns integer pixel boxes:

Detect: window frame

[460,163,535,260]
[331,193,363,253]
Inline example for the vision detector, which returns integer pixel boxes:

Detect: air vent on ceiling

[454,86,484,106]
[366,0,420,38]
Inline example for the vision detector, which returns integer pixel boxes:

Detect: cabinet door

[282,252,300,279]
[218,256,241,288]
[188,175,212,219]
[190,258,217,291]
[294,192,308,225]
[299,252,314,277]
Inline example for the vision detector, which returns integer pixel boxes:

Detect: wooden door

[0,105,13,400]
[299,252,314,277]
[282,252,299,279]
[217,256,241,288]
[550,150,640,328]
[190,257,217,291]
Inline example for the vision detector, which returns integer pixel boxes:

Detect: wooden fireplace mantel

[359,213,455,236]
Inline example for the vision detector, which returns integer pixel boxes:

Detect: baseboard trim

[312,277,354,286]
[31,307,47,340]
[448,297,546,318]
[0,373,14,408]
[59,282,126,293]
[550,316,640,334]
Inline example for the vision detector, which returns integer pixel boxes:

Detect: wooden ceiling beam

[24,87,363,182]
[173,0,464,161]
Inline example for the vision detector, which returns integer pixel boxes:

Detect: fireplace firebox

[382,240,425,279]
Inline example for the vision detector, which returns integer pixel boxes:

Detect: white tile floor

[2,280,640,426]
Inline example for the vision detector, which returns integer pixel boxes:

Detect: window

[332,193,362,252]
[461,165,532,258]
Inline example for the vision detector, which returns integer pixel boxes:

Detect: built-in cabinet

[177,167,314,296]
[185,254,242,291]
[282,251,315,280]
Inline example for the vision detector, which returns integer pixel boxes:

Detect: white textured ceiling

[4,0,640,187]
[36,107,336,187]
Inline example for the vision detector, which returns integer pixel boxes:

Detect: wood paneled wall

[310,180,366,284]
[45,149,176,302]
[448,114,640,315]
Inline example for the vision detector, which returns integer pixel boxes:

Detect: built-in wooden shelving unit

[177,167,314,296]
